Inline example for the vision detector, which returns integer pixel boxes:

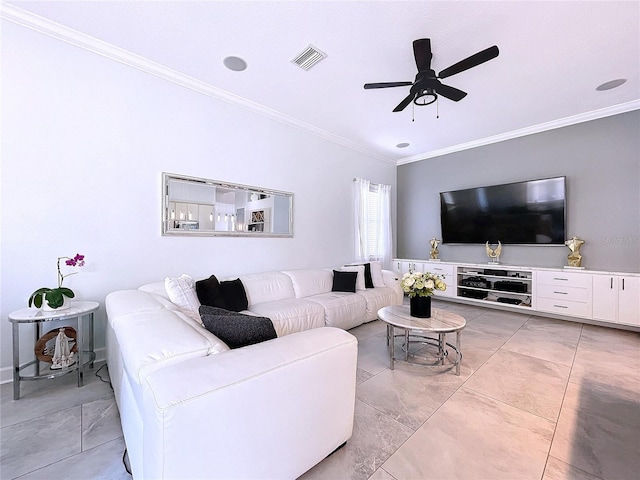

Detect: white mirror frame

[162,172,293,237]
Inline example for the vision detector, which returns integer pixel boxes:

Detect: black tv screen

[440,177,566,245]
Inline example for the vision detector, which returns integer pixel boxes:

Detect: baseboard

[0,347,107,385]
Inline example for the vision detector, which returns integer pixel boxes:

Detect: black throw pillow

[199,305,276,349]
[332,270,358,293]
[195,275,221,306]
[218,278,249,312]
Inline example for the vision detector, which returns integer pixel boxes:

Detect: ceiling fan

[364,39,499,112]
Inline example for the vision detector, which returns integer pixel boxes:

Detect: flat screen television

[439,176,566,245]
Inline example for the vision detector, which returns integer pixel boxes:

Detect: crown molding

[1,3,395,165]
[397,100,640,165]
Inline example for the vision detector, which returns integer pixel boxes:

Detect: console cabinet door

[409,261,424,273]
[593,275,640,326]
[592,275,618,322]
[618,276,640,326]
[392,260,403,275]
[392,260,415,276]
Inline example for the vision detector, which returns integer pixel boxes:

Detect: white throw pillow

[164,274,201,321]
[340,265,366,291]
[369,261,386,288]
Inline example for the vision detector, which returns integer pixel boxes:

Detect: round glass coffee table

[377,305,466,375]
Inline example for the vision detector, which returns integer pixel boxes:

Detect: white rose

[425,279,435,289]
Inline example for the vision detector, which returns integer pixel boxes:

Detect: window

[353,178,392,268]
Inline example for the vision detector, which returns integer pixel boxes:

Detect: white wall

[0,21,396,380]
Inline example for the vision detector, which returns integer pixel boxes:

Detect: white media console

[393,259,640,329]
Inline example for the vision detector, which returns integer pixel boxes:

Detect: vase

[409,295,431,318]
[42,296,70,312]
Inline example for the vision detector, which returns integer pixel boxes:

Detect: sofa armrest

[382,269,403,305]
[141,327,357,480]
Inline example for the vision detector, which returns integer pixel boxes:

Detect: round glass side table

[8,301,99,400]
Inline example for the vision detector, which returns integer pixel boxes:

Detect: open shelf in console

[457,266,533,308]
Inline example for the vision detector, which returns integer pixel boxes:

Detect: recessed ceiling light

[396,142,410,148]
[223,56,247,72]
[596,78,626,91]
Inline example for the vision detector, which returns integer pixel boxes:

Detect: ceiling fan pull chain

[412,102,415,122]
[436,97,439,119]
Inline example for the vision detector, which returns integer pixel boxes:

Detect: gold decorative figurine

[429,238,441,260]
[565,236,585,268]
[486,241,502,264]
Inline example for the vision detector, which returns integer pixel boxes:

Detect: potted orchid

[28,254,86,310]
[400,270,446,318]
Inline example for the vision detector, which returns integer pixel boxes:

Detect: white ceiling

[4,1,640,164]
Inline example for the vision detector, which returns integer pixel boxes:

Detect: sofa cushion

[199,306,276,349]
[248,299,326,337]
[306,292,367,330]
[332,270,357,293]
[108,300,226,386]
[238,272,296,306]
[340,265,366,291]
[356,287,400,322]
[282,269,333,298]
[139,282,170,299]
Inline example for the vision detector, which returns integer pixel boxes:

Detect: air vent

[291,45,327,71]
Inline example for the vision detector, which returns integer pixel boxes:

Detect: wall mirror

[162,173,293,237]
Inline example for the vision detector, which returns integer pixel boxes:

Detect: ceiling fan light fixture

[414,88,437,106]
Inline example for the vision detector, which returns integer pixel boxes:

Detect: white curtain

[353,177,371,263]
[376,183,393,269]
[353,178,393,269]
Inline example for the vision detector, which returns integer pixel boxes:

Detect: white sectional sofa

[105,265,401,479]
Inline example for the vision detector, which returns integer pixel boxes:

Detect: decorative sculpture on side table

[51,328,76,369]
[565,236,585,268]
[429,238,441,260]
[486,241,502,264]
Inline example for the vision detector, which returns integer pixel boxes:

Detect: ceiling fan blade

[393,92,415,112]
[434,83,467,102]
[438,45,499,79]
[413,38,432,72]
[364,81,413,89]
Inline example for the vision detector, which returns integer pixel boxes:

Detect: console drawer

[537,297,591,317]
[537,284,590,302]
[425,263,455,278]
[536,271,591,288]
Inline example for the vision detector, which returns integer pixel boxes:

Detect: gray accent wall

[397,110,640,272]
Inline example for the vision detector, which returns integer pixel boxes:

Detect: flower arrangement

[401,270,446,298]
[28,254,86,309]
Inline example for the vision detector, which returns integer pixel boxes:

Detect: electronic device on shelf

[484,269,508,276]
[459,289,488,299]
[497,297,522,305]
[493,281,528,293]
[461,277,492,289]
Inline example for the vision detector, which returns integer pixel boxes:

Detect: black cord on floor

[123,448,132,475]
[95,363,113,390]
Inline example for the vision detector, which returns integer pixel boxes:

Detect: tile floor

[1,300,639,479]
